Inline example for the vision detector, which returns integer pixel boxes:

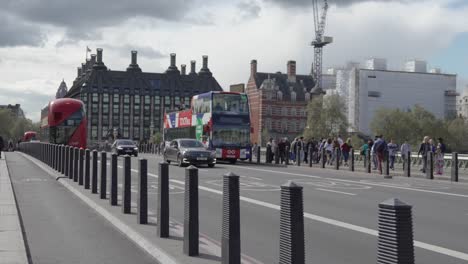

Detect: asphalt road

[6,152,157,264]
[126,153,468,264]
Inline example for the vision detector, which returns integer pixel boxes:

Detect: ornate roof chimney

[190,60,197,75]
[181,64,186,75]
[166,53,180,74]
[93,48,107,70]
[127,50,142,72]
[251,60,257,76]
[198,55,212,76]
[287,60,296,83]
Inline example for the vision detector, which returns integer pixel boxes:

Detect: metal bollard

[69,146,74,179]
[84,150,90,189]
[335,148,339,170]
[275,146,280,164]
[248,146,252,163]
[384,151,391,178]
[157,162,170,238]
[91,150,98,194]
[451,152,458,182]
[321,148,326,168]
[64,146,69,177]
[79,148,84,185]
[405,151,411,177]
[222,172,241,264]
[308,145,313,168]
[426,151,434,180]
[110,154,118,205]
[137,159,148,224]
[73,148,79,182]
[184,165,199,256]
[349,148,355,172]
[54,145,58,170]
[285,146,290,166]
[296,146,301,166]
[60,145,65,174]
[279,181,304,264]
[377,198,414,264]
[266,145,272,164]
[122,155,131,214]
[256,146,261,164]
[100,152,107,199]
[366,149,371,173]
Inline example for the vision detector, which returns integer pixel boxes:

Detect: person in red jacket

[341,138,352,166]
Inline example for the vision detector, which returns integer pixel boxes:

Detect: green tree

[150,132,163,144]
[303,94,348,139]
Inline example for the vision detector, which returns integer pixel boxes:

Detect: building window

[134,104,140,115]
[144,105,150,116]
[102,104,109,114]
[134,127,140,139]
[102,115,109,126]
[123,116,129,125]
[91,126,98,140]
[102,126,108,139]
[113,104,119,114]
[134,95,140,105]
[282,107,287,116]
[134,116,140,126]
[123,104,130,115]
[103,94,109,103]
[164,96,171,108]
[144,96,150,105]
[123,127,129,138]
[143,128,150,139]
[92,103,98,114]
[144,116,150,126]
[124,94,130,104]
[113,94,120,103]
[291,108,296,116]
[113,115,119,126]
[92,93,99,103]
[91,115,98,125]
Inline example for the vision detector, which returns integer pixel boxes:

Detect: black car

[111,139,138,157]
[163,138,216,167]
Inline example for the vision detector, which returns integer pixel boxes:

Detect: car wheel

[208,163,215,168]
[177,154,184,167]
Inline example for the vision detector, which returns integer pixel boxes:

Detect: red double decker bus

[22,131,38,142]
[41,98,87,148]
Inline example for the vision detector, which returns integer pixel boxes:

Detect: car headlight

[117,146,123,150]
[134,147,138,150]
[182,151,188,157]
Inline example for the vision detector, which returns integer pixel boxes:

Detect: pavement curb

[19,152,179,264]
[0,156,29,264]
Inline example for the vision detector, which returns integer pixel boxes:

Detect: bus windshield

[50,108,84,145]
[212,125,250,148]
[212,93,249,115]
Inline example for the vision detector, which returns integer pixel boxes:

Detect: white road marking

[98,159,468,261]
[316,188,356,196]
[228,166,468,198]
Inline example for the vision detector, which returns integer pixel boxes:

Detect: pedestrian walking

[8,139,14,152]
[387,139,398,170]
[0,135,4,159]
[278,139,286,163]
[341,138,352,166]
[418,136,431,173]
[324,138,333,165]
[291,138,298,163]
[400,139,411,171]
[435,143,444,175]
[373,135,387,174]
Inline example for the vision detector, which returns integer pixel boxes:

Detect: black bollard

[296,146,301,167]
[366,149,371,173]
[349,148,355,171]
[335,148,340,170]
[384,151,391,178]
[137,159,148,224]
[451,152,458,182]
[100,152,107,199]
[248,146,252,163]
[279,181,304,264]
[73,148,79,182]
[64,146,69,178]
[405,151,411,177]
[308,145,313,168]
[256,146,261,164]
[122,155,131,214]
[426,151,434,180]
[79,148,84,185]
[222,172,241,264]
[377,198,414,264]
[69,146,74,179]
[110,154,118,205]
[157,162,170,238]
[84,149,90,189]
[266,145,272,164]
[285,146,290,166]
[60,145,65,174]
[275,146,280,164]
[183,165,199,256]
[321,148,326,168]
[91,150,98,194]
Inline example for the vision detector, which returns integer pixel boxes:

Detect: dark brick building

[246,60,321,145]
[66,48,222,145]
[0,104,25,119]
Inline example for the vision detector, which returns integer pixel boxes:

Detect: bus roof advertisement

[178,110,192,128]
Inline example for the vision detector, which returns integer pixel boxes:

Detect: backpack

[375,140,386,153]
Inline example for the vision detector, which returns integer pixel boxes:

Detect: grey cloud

[0,88,53,121]
[0,13,45,47]
[118,45,167,60]
[238,1,261,19]
[263,0,409,8]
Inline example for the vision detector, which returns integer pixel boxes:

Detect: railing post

[308,145,313,168]
[256,146,261,164]
[110,154,118,205]
[60,145,65,174]
[275,146,280,164]
[451,152,458,182]
[279,181,304,264]
[248,146,252,163]
[84,149,90,189]
[266,145,272,164]
[377,198,414,264]
[296,145,301,167]
[137,159,148,224]
[321,148,326,168]
[405,151,411,177]
[335,148,340,170]
[73,147,79,182]
[285,146,290,166]
[100,152,107,199]
[426,151,434,180]
[384,150,391,178]
[91,150,98,194]
[64,146,69,178]
[122,155,131,214]
[79,148,84,185]
[222,172,241,264]
[349,148,355,172]
[157,162,170,238]
[184,165,199,256]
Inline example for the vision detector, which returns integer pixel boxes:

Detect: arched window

[291,91,297,102]
[277,91,283,100]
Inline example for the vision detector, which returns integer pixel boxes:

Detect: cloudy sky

[1,0,467,121]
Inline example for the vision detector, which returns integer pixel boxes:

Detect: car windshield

[179,140,205,148]
[117,140,135,146]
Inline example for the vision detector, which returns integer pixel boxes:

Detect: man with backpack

[373,135,387,174]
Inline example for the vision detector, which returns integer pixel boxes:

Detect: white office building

[334,59,457,134]
[457,87,468,118]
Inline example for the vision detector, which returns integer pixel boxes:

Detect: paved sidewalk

[0,156,28,264]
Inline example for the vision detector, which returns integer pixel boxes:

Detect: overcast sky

[1,0,467,121]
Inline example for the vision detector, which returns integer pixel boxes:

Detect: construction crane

[311,0,332,94]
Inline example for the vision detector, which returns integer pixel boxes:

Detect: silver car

[163,138,216,167]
